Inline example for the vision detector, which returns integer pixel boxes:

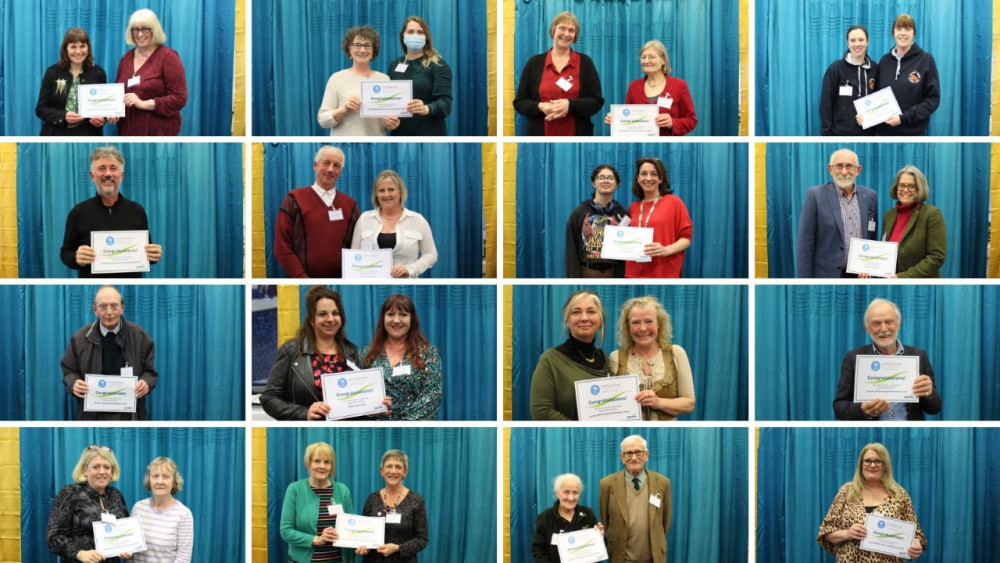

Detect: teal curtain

[0,284,244,421]
[515,142,748,278]
[765,142,989,278]
[755,0,991,135]
[0,0,234,135]
[262,143,484,279]
[252,0,487,135]
[511,285,748,421]
[265,427,496,563]
[755,285,1000,420]
[757,427,1000,562]
[20,427,245,562]
[16,142,244,278]
[513,0,740,136]
[509,427,747,563]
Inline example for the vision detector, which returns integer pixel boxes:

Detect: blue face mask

[403,35,426,52]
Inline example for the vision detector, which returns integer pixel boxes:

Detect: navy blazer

[796,182,878,277]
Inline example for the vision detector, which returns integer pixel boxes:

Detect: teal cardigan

[280,478,355,563]
[882,203,947,278]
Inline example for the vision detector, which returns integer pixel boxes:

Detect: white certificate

[342,249,393,278]
[90,230,150,274]
[846,238,898,277]
[854,87,902,129]
[854,355,920,403]
[600,226,654,261]
[860,514,917,558]
[360,80,412,117]
[321,368,388,420]
[92,516,147,557]
[555,528,609,563]
[83,374,137,413]
[574,375,642,422]
[78,83,126,118]
[332,513,385,548]
[609,104,659,137]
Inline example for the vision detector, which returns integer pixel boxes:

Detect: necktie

[632,477,640,491]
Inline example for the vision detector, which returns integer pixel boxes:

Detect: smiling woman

[317,25,392,136]
[281,442,355,563]
[357,450,429,562]
[131,457,194,563]
[35,27,107,136]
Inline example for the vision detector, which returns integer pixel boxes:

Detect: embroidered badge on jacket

[908,71,921,84]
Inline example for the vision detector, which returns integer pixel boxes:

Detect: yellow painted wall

[754,144,768,278]
[0,428,19,562]
[990,145,1000,277]
[232,0,246,136]
[0,144,17,278]
[487,0,498,136]
[739,0,749,135]
[252,143,265,278]
[502,144,517,278]
[251,428,267,562]
[483,143,498,278]
[277,285,301,345]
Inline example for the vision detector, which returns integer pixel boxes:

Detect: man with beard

[795,148,878,277]
[60,146,162,277]
[834,298,941,420]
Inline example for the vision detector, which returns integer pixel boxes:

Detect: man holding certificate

[60,286,157,421]
[834,298,941,421]
[60,146,162,278]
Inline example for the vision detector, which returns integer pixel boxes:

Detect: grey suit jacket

[796,182,878,277]
[599,469,672,563]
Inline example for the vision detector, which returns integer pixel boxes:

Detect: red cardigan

[624,76,697,136]
[115,45,187,135]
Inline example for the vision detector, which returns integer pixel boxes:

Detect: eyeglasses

[87,445,111,451]
[896,184,917,192]
[640,55,660,61]
[831,163,858,171]
[95,303,121,312]
[621,450,647,459]
[350,43,373,50]
[595,175,616,182]
[131,27,152,35]
[862,459,884,466]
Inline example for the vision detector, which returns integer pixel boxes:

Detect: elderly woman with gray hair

[604,40,697,135]
[531,473,603,562]
[130,457,194,562]
[356,450,428,562]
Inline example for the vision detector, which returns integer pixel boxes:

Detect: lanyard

[638,196,661,228]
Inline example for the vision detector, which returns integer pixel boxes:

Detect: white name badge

[386,512,402,524]
[392,364,411,377]
[649,494,661,508]
[127,75,140,88]
[555,76,573,91]
[120,366,133,377]
[550,533,558,545]
[868,220,877,232]
[657,95,673,109]
[394,63,409,73]
[101,513,117,522]
[328,208,344,221]
[328,503,344,515]
[840,85,854,96]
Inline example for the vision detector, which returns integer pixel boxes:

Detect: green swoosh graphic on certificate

[869,370,907,384]
[106,244,138,257]
[860,253,888,261]
[92,94,116,103]
[622,117,649,125]
[347,527,375,535]
[588,391,626,408]
[336,384,373,400]
[372,93,403,104]
[872,531,904,539]
[355,261,385,270]
[569,539,594,552]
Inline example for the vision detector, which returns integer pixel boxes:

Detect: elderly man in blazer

[796,148,879,277]
[599,434,671,563]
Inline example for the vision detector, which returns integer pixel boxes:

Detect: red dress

[115,45,187,135]
[624,76,697,136]
[625,195,693,278]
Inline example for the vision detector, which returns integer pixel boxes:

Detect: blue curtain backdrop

[262,143,484,279]
[765,142,989,278]
[757,427,1000,563]
[290,284,497,421]
[755,0,991,135]
[252,0,487,136]
[515,142,748,278]
[0,285,244,421]
[509,427,747,563]
[511,285,748,421]
[0,0,234,136]
[265,427,496,563]
[20,427,245,563]
[16,142,244,278]
[513,0,740,136]
[755,285,1000,420]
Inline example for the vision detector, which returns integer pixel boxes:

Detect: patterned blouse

[360,344,442,421]
[817,483,927,562]
[360,490,428,563]
[47,482,129,562]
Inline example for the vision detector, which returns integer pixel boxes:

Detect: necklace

[578,348,596,363]
[382,487,404,510]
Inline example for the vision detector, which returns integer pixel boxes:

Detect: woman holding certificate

[114,9,188,136]
[875,14,939,136]
[350,170,438,278]
[531,473,602,562]
[530,290,611,420]
[318,25,395,136]
[603,40,697,136]
[817,443,926,561]
[625,157,693,278]
[819,25,877,136]
[261,286,365,421]
[36,28,107,136]
[47,445,130,563]
[281,442,356,563]
[130,457,193,562]
[385,16,453,136]
[355,450,428,562]
[513,11,604,136]
[608,296,694,421]
[360,294,442,420]
[565,164,628,278]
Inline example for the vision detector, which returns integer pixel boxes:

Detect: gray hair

[864,298,902,324]
[314,145,345,164]
[552,473,583,495]
[381,449,409,472]
[620,434,648,453]
[889,164,930,203]
[90,146,125,167]
[640,40,671,75]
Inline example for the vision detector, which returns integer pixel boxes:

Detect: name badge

[386,512,402,524]
[657,95,673,109]
[839,85,853,96]
[328,503,344,515]
[555,76,573,92]
[120,366,133,377]
[392,364,411,377]
[101,512,117,522]
[868,220,877,232]
[127,75,140,88]
[360,240,375,250]
[328,208,344,222]
[550,533,559,545]
[394,63,409,73]
[649,494,661,508]
[619,216,631,227]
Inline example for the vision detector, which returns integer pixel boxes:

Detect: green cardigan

[280,478,355,563]
[882,203,946,278]
[530,348,611,420]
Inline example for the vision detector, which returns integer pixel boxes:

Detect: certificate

[360,80,412,117]
[574,375,642,422]
[321,368,389,420]
[600,226,654,261]
[860,514,917,558]
[332,513,385,549]
[342,249,393,279]
[854,355,920,403]
[609,104,659,137]
[90,230,150,274]
[854,87,902,129]
[79,83,126,118]
[846,238,898,277]
[92,516,147,557]
[555,528,609,563]
[83,374,137,413]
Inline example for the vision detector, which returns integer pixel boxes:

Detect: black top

[386,54,453,136]
[874,43,940,136]
[47,482,128,562]
[361,490,428,563]
[555,336,607,372]
[36,63,107,136]
[835,343,942,420]
[60,194,153,277]
[531,501,599,563]
[565,198,628,277]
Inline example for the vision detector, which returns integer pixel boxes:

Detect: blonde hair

[616,296,672,350]
[72,446,121,483]
[380,449,409,472]
[561,290,605,341]
[846,443,903,501]
[125,9,167,46]
[371,170,408,208]
[143,457,184,494]
[303,442,336,477]
[640,40,672,75]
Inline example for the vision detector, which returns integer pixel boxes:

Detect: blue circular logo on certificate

[590,384,600,395]
[622,109,630,117]
[90,88,98,95]
[348,518,356,525]
[337,378,348,388]
[373,85,381,93]
[877,520,886,528]
[98,379,107,388]
[106,236,115,245]
[104,524,112,532]
[870,361,881,371]
[862,243,870,251]
[865,99,872,107]
[617,230,624,237]
[354,254,363,261]
[567,536,576,545]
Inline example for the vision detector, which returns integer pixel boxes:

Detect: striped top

[130,497,194,563]
[310,486,340,562]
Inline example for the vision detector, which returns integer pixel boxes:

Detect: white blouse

[351,208,438,277]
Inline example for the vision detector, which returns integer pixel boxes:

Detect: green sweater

[280,478,355,563]
[530,348,611,420]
